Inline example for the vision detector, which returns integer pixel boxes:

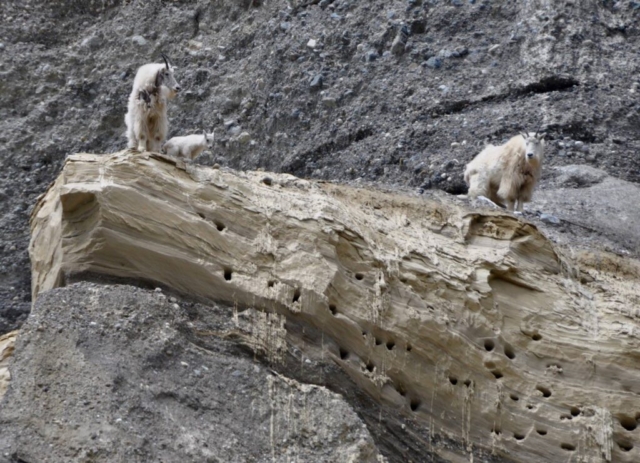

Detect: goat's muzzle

[526,152,534,158]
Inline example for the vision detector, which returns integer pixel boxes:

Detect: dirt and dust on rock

[1,0,639,331]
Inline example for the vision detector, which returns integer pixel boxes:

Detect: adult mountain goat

[464,132,545,212]
[124,54,181,152]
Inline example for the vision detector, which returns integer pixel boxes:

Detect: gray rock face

[535,170,640,254]
[0,283,383,463]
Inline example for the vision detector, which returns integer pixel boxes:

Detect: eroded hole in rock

[491,425,502,435]
[491,370,504,380]
[531,332,542,341]
[514,433,525,441]
[537,429,547,436]
[617,441,634,452]
[464,379,472,387]
[410,398,421,412]
[537,385,552,397]
[215,221,225,232]
[484,339,495,351]
[527,405,534,410]
[339,348,349,360]
[267,280,276,288]
[329,304,337,315]
[366,361,375,372]
[396,384,407,396]
[223,268,232,281]
[197,212,205,219]
[292,289,301,303]
[386,340,395,350]
[261,176,273,186]
[406,343,412,352]
[560,443,576,452]
[484,361,496,369]
[510,393,519,401]
[355,272,364,281]
[619,415,637,431]
[449,376,458,386]
[504,344,516,359]
[375,337,383,346]
[570,407,581,417]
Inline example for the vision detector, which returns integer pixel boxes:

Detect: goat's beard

[160,87,178,100]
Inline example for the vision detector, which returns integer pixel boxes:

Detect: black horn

[161,53,170,69]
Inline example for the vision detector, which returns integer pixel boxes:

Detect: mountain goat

[464,132,545,212]
[163,130,215,160]
[124,54,181,153]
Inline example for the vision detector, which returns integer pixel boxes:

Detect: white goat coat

[163,134,211,160]
[464,134,544,212]
[124,63,175,153]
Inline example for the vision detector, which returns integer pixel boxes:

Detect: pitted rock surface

[13,151,640,462]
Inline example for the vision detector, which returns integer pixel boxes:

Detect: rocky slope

[1,0,640,332]
[1,151,636,462]
[0,283,385,463]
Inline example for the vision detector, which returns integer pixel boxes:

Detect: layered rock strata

[0,331,16,400]
[19,151,640,462]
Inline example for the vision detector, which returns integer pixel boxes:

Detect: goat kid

[163,130,215,161]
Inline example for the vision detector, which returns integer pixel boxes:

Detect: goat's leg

[127,130,137,150]
[148,136,162,153]
[134,116,148,152]
[505,200,516,212]
[125,111,139,150]
[137,136,148,152]
[467,174,489,199]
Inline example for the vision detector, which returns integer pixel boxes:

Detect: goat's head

[520,131,545,163]
[155,53,181,99]
[203,129,215,149]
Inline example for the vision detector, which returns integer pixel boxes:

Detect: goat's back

[132,63,165,88]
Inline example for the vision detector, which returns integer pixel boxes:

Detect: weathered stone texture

[17,151,640,462]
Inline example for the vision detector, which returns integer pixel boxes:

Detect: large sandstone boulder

[2,151,639,462]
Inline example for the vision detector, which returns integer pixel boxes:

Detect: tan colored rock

[30,151,640,462]
[0,330,17,401]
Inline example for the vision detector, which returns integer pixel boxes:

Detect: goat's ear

[155,69,164,88]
